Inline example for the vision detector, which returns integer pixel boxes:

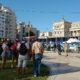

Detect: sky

[0,0,80,32]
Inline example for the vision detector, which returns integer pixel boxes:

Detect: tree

[26,30,35,36]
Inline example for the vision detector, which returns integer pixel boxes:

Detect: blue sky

[0,0,80,32]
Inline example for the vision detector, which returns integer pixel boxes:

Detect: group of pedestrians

[46,42,69,56]
[53,42,69,56]
[1,39,18,69]
[0,38,44,77]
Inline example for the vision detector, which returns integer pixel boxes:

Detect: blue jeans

[33,54,41,76]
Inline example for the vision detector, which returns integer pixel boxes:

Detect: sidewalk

[42,51,80,80]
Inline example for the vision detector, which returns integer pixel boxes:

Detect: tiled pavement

[42,51,80,80]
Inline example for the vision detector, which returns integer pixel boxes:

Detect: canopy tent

[63,38,80,43]
[63,38,80,52]
[38,36,48,39]
[66,38,80,43]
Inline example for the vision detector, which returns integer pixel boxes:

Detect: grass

[0,59,49,80]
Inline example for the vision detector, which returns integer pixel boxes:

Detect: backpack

[19,43,27,55]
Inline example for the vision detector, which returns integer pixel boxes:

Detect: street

[42,51,80,80]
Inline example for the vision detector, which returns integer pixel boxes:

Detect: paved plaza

[42,51,80,80]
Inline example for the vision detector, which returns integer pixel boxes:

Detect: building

[17,22,26,40]
[0,4,17,40]
[17,22,39,40]
[52,18,71,38]
[39,18,80,43]
[52,18,80,42]
[70,22,80,38]
[39,32,52,38]
[39,32,52,42]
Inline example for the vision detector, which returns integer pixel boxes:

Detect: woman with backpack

[16,40,29,74]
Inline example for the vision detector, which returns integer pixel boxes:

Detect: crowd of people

[42,41,69,56]
[0,38,44,77]
[0,37,70,78]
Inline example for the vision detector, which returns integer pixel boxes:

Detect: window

[55,32,56,34]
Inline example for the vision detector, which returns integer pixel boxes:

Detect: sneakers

[34,75,36,77]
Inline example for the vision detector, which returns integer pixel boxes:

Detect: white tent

[66,38,80,43]
[38,36,48,39]
[63,38,80,52]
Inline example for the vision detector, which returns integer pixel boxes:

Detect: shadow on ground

[43,55,56,60]
[43,60,80,76]
[43,55,80,76]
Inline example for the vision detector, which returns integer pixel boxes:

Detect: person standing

[57,43,61,55]
[53,43,56,52]
[16,40,29,74]
[32,38,44,77]
[64,42,69,57]
[0,41,3,56]
[10,41,18,68]
[1,40,8,69]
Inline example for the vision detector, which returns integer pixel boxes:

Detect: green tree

[26,31,35,36]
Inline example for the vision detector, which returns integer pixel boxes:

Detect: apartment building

[0,4,17,40]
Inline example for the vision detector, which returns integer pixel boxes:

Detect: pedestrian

[1,39,8,69]
[53,43,56,52]
[64,42,69,57]
[32,38,44,77]
[10,41,18,68]
[16,40,29,74]
[0,41,3,56]
[7,40,13,58]
[27,39,33,59]
[57,43,61,55]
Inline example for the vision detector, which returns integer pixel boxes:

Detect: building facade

[38,32,52,42]
[17,22,39,40]
[39,18,80,43]
[0,4,17,40]
[52,18,71,38]
[52,18,80,42]
[39,32,52,38]
[70,22,80,38]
